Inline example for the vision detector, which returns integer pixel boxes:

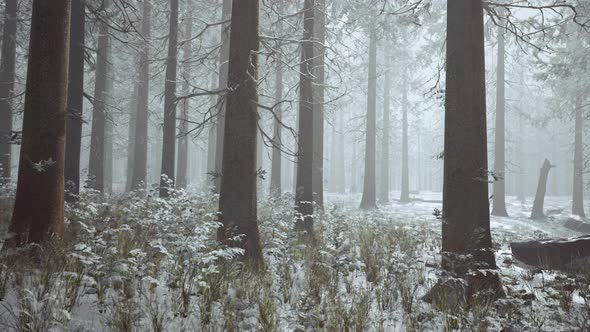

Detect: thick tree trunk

[442,0,496,270]
[400,69,410,203]
[130,0,151,191]
[531,159,553,220]
[217,0,263,266]
[159,0,179,197]
[359,26,377,210]
[572,101,585,217]
[379,63,392,203]
[492,23,508,217]
[7,0,71,246]
[177,3,193,190]
[88,3,111,192]
[269,50,283,195]
[213,0,232,193]
[0,0,17,182]
[295,0,315,234]
[312,0,325,208]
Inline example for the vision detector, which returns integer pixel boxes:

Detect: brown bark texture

[295,0,315,234]
[442,0,496,270]
[131,0,151,191]
[159,0,179,197]
[8,0,71,245]
[217,0,263,266]
[0,0,17,182]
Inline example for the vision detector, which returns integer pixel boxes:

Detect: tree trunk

[159,0,179,197]
[400,69,410,202]
[126,85,138,191]
[217,0,263,266]
[104,67,114,194]
[177,2,193,190]
[88,2,111,192]
[359,26,377,210]
[379,61,391,203]
[516,112,526,203]
[269,49,283,195]
[351,134,357,193]
[295,0,315,234]
[337,111,346,193]
[213,0,232,193]
[492,22,508,217]
[572,101,585,217]
[130,0,151,191]
[312,0,325,208]
[7,0,71,246]
[442,0,496,270]
[329,120,337,192]
[531,159,553,220]
[0,0,17,182]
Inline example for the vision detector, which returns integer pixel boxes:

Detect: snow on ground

[0,190,589,331]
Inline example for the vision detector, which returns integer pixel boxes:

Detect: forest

[0,0,590,330]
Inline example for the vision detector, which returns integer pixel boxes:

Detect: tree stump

[530,159,554,220]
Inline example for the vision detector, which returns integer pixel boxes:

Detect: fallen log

[564,218,590,233]
[511,235,590,270]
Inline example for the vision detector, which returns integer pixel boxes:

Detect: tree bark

[359,26,377,210]
[0,0,17,182]
[159,0,179,197]
[177,2,193,190]
[125,84,138,191]
[88,2,111,192]
[531,159,553,220]
[516,112,526,203]
[572,100,585,217]
[103,64,114,194]
[295,0,315,234]
[400,69,410,203]
[269,49,283,195]
[217,0,263,266]
[213,0,232,193]
[442,0,496,270]
[130,0,151,191]
[512,235,590,271]
[492,22,508,217]
[329,120,337,192]
[7,0,71,246]
[379,62,392,203]
[312,0,325,208]
[337,111,346,193]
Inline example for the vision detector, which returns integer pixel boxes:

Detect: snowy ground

[0,189,589,331]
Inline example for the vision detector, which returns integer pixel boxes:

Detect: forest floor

[0,186,589,331]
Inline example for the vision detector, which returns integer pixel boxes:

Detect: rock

[85,287,98,295]
[513,290,535,302]
[466,270,506,306]
[349,262,361,272]
[422,277,467,310]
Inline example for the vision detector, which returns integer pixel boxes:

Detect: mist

[0,0,589,330]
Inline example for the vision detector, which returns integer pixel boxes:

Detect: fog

[1,0,590,330]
